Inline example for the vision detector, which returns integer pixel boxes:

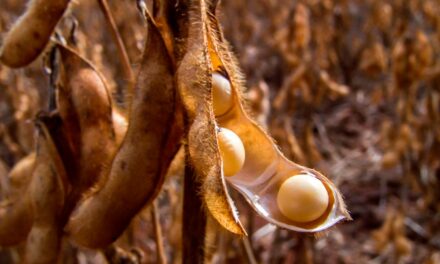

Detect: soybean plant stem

[97,0,135,101]
[182,151,207,264]
[152,200,167,264]
[241,236,258,264]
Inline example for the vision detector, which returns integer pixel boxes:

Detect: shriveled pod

[0,153,36,246]
[0,0,71,68]
[205,2,350,232]
[25,117,68,264]
[66,15,180,248]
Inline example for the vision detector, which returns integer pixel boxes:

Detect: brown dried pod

[0,99,125,250]
[176,0,245,235]
[24,117,68,264]
[7,152,36,198]
[66,15,179,248]
[56,43,118,204]
[0,0,71,68]
[205,1,350,232]
[0,153,36,246]
[0,191,33,246]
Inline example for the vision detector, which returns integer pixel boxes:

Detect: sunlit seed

[277,174,329,223]
[212,73,233,116]
[218,128,245,177]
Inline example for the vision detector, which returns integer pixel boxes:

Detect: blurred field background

[0,0,439,263]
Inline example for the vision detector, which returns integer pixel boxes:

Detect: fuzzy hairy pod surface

[175,0,348,235]
[204,0,350,233]
[176,0,246,235]
[0,0,71,68]
[66,16,179,248]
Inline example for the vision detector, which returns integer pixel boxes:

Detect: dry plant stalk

[97,0,135,99]
[182,156,207,263]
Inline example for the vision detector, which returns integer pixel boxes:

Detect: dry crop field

[0,0,439,263]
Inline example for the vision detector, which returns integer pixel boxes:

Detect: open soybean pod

[0,0,71,68]
[56,43,119,204]
[0,153,37,246]
[25,116,68,264]
[66,14,180,248]
[205,1,350,232]
[176,0,246,235]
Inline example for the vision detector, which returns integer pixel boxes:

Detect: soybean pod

[66,15,180,248]
[0,0,71,68]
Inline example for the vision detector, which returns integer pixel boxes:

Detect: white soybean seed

[212,73,233,116]
[218,127,245,177]
[277,174,329,223]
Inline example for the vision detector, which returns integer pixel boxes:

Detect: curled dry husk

[0,0,71,68]
[65,15,180,248]
[176,0,246,235]
[178,0,350,234]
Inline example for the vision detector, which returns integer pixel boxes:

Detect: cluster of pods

[0,0,350,262]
